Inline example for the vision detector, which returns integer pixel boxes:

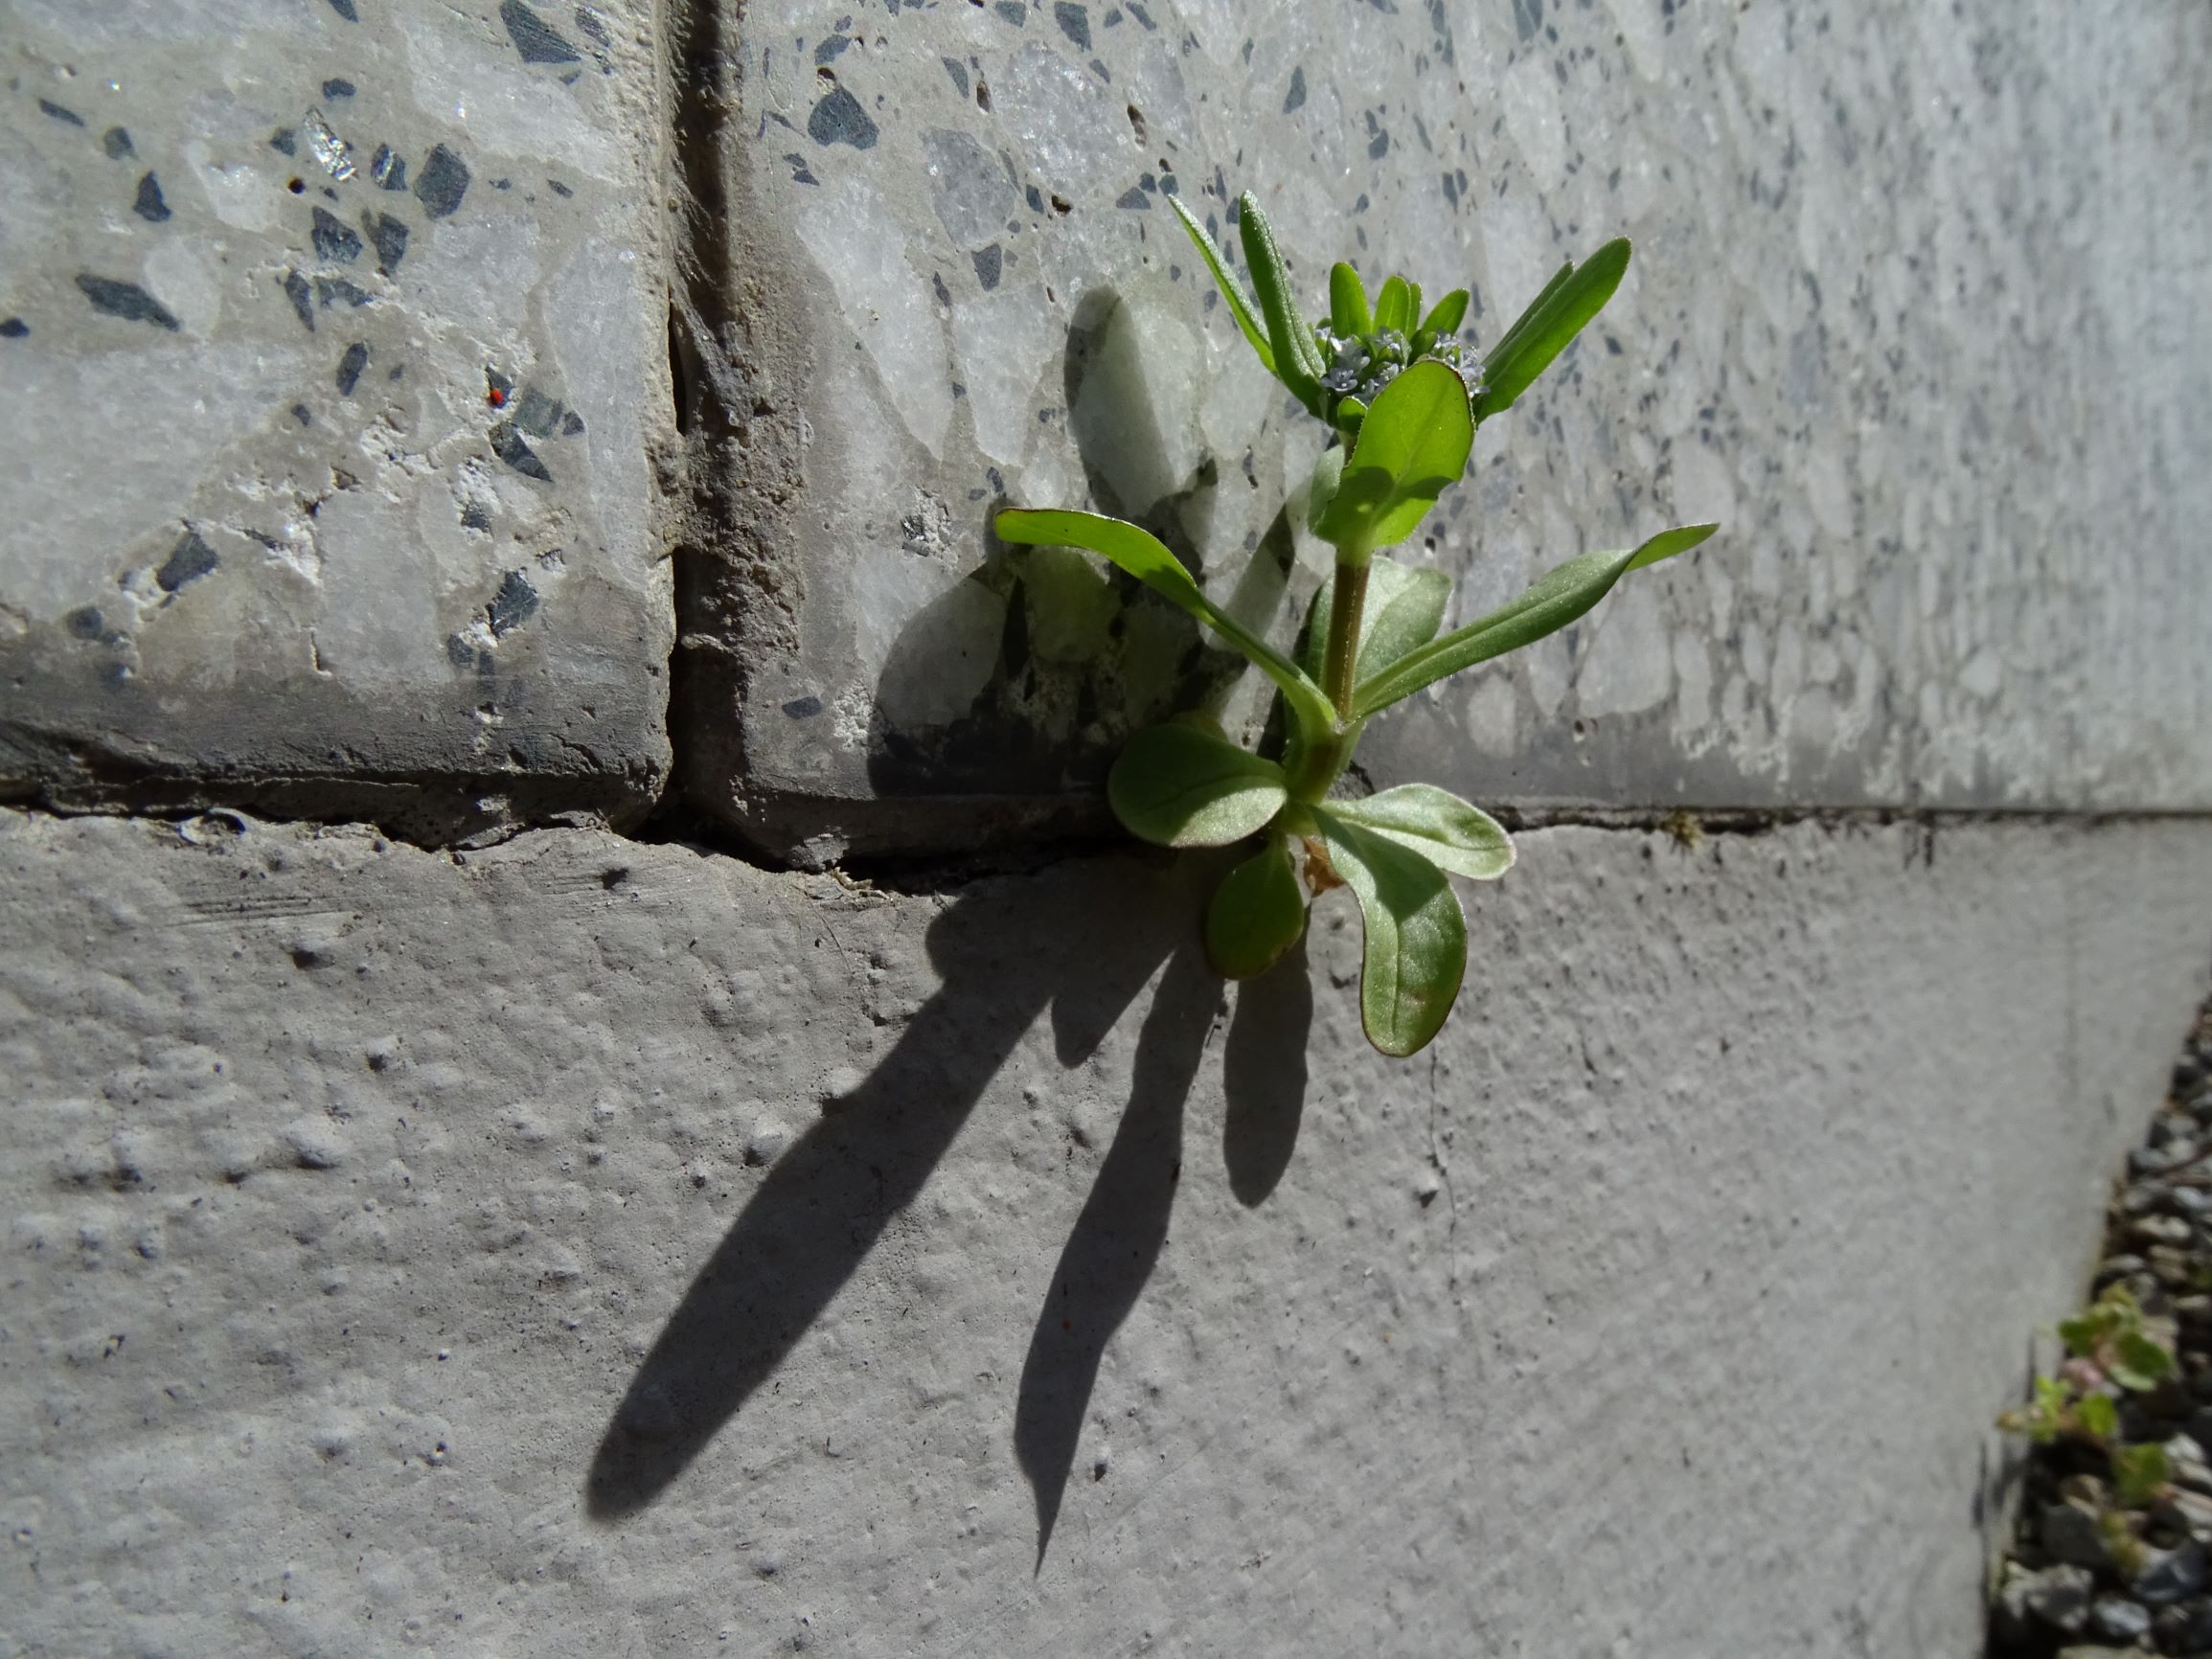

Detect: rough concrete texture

[675,0,2212,861]
[0,0,673,837]
[3,807,2206,1654]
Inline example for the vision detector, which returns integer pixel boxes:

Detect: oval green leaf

[1331,784,1515,881]
[1373,274,1413,334]
[1420,288,1470,337]
[1310,360,1474,553]
[1205,834,1309,980]
[1311,807,1467,1057]
[1108,721,1288,848]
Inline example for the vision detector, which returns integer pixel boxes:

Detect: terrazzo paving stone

[672,0,2212,864]
[0,0,673,838]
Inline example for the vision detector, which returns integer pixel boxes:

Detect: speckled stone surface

[0,0,673,837]
[2,807,2207,1654]
[676,0,2212,861]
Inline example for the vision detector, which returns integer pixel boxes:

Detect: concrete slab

[3,806,2206,1653]
[0,0,673,838]
[674,0,2212,862]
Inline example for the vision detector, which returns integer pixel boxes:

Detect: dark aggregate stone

[154,531,218,593]
[75,275,179,330]
[490,420,552,482]
[808,85,878,150]
[0,317,27,338]
[372,145,408,191]
[37,98,84,126]
[500,0,581,63]
[414,145,470,218]
[2042,1501,2111,1571]
[2155,1596,2212,1648]
[310,206,363,262]
[102,126,133,159]
[133,172,171,223]
[335,342,369,396]
[363,211,408,274]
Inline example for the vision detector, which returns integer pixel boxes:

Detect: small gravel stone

[2087,1593,2155,1642]
[2095,1254,2151,1288]
[2154,1596,2212,1649]
[2151,1112,2195,1148]
[2053,1647,2137,1659]
[2132,1213,2196,1247]
[2043,1502,2112,1571]
[2133,1139,2203,1177]
[2154,1488,2212,1539]
[2022,1562,2096,1632]
[2134,1537,2210,1605]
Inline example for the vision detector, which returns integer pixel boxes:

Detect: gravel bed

[1991,997,2212,1657]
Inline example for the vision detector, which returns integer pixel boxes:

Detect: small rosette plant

[998,189,1716,1057]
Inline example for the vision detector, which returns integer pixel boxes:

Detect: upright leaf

[1169,194,1273,375]
[1331,784,1515,880]
[1472,239,1631,421]
[1311,360,1474,553]
[1206,834,1309,979]
[1420,288,1470,338]
[995,507,1338,741]
[1354,523,1718,716]
[1237,193,1326,408]
[1329,262,1372,336]
[1373,275,1413,334]
[1308,807,1467,1057]
[1108,721,1288,848]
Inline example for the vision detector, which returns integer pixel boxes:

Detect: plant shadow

[583,856,1315,1562]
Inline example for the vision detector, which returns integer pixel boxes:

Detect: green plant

[997,190,1716,1056]
[1996,1284,2178,1508]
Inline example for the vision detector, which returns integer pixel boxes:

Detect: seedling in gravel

[997,189,1716,1056]
[1997,1284,2178,1485]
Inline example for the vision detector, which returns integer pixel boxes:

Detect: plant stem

[1320,550,1370,722]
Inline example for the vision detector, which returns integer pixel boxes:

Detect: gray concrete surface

[674,0,2212,861]
[0,0,673,837]
[3,807,2205,1656]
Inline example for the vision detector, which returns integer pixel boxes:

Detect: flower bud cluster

[1310,323,1485,431]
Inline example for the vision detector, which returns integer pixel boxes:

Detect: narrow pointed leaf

[1311,807,1466,1057]
[1206,834,1309,979]
[995,507,1337,740]
[1311,360,1474,552]
[1169,194,1274,375]
[1420,288,1470,337]
[1108,721,1288,847]
[1332,784,1515,880]
[1373,274,1413,334]
[1482,259,1572,372]
[1353,522,1717,716]
[1472,239,1630,421]
[1237,192,1325,406]
[1404,281,1423,330]
[1329,262,1371,336]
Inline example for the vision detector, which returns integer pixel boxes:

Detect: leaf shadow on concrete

[583,859,1313,1548]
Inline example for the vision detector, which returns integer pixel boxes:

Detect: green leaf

[995,508,1337,741]
[1373,274,1413,334]
[1205,834,1308,979]
[1296,555,1450,685]
[2113,1329,2176,1391]
[1305,445,1347,537]
[2076,1390,2118,1442]
[1311,360,1475,553]
[1353,522,1718,717]
[1237,192,1325,408]
[1420,288,1470,338]
[1169,194,1273,375]
[1472,238,1631,422]
[1309,807,1467,1057]
[2114,1442,2173,1508]
[1354,560,1451,682]
[1329,262,1371,336]
[2057,1312,2098,1358]
[1331,784,1515,881]
[1108,721,1288,848]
